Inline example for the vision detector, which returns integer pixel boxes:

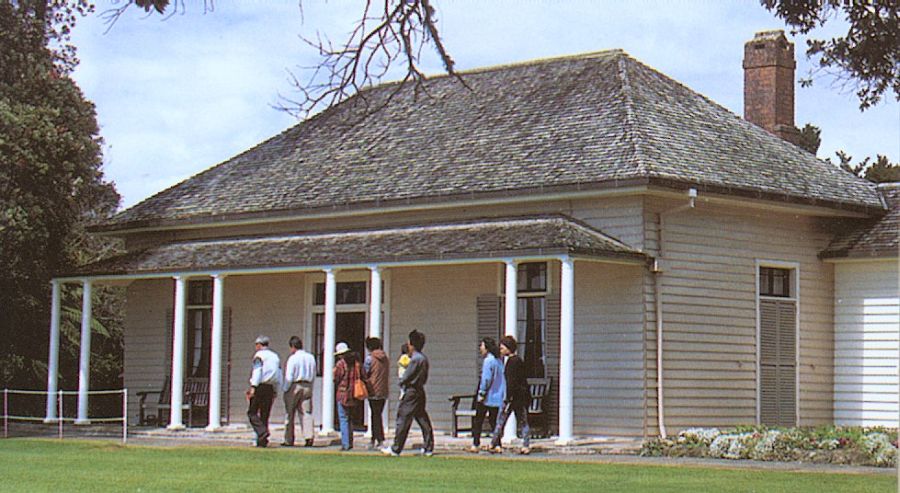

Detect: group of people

[469,335,532,455]
[245,330,435,456]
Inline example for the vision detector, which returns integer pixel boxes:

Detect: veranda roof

[66,215,646,278]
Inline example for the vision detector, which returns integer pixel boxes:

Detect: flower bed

[641,425,898,467]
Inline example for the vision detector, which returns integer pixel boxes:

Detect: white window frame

[303,270,391,363]
[755,259,800,425]
[499,261,551,372]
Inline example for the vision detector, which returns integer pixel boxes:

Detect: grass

[0,439,894,493]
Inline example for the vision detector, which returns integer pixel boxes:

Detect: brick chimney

[743,30,801,145]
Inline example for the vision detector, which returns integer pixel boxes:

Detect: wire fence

[2,388,127,444]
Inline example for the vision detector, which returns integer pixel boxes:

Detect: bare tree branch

[276,0,466,120]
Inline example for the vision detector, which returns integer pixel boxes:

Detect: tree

[0,0,122,411]
[761,0,900,110]
[797,123,821,154]
[831,151,900,183]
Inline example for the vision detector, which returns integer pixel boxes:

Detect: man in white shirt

[246,335,281,447]
[281,335,317,447]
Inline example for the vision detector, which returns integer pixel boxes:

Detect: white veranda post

[366,266,383,436]
[319,268,337,435]
[44,280,61,423]
[168,276,187,430]
[556,257,575,445]
[503,260,518,443]
[207,274,225,431]
[75,279,92,424]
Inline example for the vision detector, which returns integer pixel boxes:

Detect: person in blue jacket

[468,337,506,453]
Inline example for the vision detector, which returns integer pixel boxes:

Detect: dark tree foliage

[0,0,123,410]
[797,123,822,154]
[761,0,900,110]
[831,151,900,183]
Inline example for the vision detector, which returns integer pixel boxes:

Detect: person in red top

[333,342,362,451]
[489,335,531,454]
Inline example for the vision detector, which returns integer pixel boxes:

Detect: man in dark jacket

[382,330,434,456]
[364,337,389,449]
[490,335,531,454]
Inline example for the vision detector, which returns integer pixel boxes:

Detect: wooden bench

[449,377,551,438]
[137,377,209,428]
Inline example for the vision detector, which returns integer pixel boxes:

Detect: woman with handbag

[333,342,364,451]
[468,337,506,453]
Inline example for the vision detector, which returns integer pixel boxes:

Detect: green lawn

[0,439,893,493]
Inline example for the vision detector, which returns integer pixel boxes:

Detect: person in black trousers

[382,330,434,456]
[489,335,532,454]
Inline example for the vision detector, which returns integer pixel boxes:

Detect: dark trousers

[247,384,274,443]
[472,402,499,446]
[491,401,530,448]
[368,398,386,444]
[391,389,434,454]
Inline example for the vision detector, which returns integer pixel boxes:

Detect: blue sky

[71,0,900,209]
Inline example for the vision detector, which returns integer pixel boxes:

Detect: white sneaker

[381,446,399,457]
[421,448,434,457]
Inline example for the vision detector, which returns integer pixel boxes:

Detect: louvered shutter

[545,296,560,435]
[220,307,232,424]
[164,308,174,378]
[476,294,501,379]
[759,299,797,427]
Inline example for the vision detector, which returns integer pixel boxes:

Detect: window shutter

[759,299,796,427]
[164,308,174,378]
[476,294,501,379]
[221,307,232,424]
[545,296,560,436]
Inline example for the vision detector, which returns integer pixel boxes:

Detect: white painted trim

[556,256,575,445]
[319,268,337,435]
[75,279,92,425]
[168,276,187,430]
[44,280,61,423]
[823,257,898,264]
[207,274,225,431]
[53,255,644,285]
[503,260,518,443]
[99,186,651,236]
[97,183,870,238]
[754,259,801,426]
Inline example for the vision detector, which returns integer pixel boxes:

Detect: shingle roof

[820,184,900,259]
[96,50,883,233]
[68,215,646,277]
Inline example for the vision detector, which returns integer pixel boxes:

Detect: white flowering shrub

[749,430,782,460]
[678,428,721,446]
[861,432,897,467]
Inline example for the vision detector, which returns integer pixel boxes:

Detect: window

[757,264,797,427]
[314,281,367,305]
[759,267,791,297]
[186,280,213,378]
[503,262,548,378]
[311,281,373,375]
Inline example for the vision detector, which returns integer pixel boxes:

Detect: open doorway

[315,311,367,431]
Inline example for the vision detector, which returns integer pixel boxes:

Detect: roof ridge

[369,49,628,90]
[616,55,649,176]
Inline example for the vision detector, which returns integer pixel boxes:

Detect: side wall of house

[388,264,495,432]
[123,279,172,422]
[642,197,836,435]
[573,261,646,437]
[833,260,900,427]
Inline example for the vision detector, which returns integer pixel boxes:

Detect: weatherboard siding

[833,261,899,427]
[642,198,836,434]
[573,261,646,437]
[123,279,172,422]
